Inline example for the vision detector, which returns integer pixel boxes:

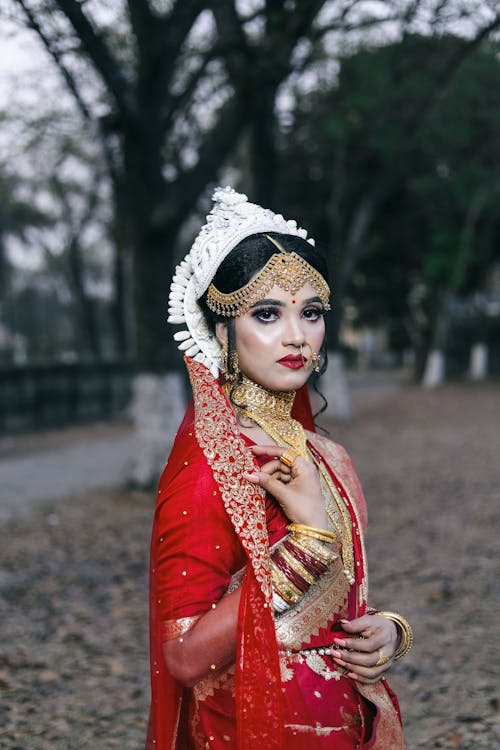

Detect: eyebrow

[250,296,323,309]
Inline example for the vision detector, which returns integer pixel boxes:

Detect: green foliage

[282,34,500,345]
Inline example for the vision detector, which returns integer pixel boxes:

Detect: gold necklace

[229,375,309,459]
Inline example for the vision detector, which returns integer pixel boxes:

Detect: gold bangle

[377,611,413,660]
[278,545,317,586]
[287,523,336,544]
[271,563,303,606]
[289,534,338,567]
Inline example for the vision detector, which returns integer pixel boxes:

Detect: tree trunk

[422,291,451,389]
[469,341,488,381]
[67,234,102,358]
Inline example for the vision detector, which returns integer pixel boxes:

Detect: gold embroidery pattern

[190,698,205,750]
[308,432,369,609]
[275,551,350,650]
[285,722,348,736]
[279,651,343,683]
[160,615,200,642]
[187,358,272,602]
[193,663,236,702]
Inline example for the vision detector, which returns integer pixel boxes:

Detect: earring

[221,342,240,383]
[300,343,321,373]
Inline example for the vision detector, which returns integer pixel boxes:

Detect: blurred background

[0,2,499,749]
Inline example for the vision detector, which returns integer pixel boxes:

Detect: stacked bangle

[289,533,338,568]
[271,564,303,605]
[287,523,336,544]
[376,611,413,660]
[270,525,339,614]
[283,539,329,577]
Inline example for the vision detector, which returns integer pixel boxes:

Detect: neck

[230,374,296,419]
[227,374,308,458]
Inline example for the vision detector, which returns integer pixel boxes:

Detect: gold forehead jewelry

[206,235,331,317]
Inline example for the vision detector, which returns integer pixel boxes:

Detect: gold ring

[280,448,299,468]
[375,651,390,667]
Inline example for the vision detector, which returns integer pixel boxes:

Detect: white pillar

[319,351,354,421]
[469,342,488,381]
[130,372,187,486]
[422,349,445,389]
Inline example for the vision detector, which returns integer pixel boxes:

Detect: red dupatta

[147,358,399,750]
[147,358,285,750]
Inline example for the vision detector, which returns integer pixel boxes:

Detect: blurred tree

[7,0,344,481]
[281,24,500,392]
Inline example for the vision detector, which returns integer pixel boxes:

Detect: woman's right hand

[243,444,329,529]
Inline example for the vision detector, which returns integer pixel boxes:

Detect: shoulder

[306,431,368,531]
[157,418,216,504]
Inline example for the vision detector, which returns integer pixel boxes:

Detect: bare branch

[211,0,253,84]
[53,0,132,116]
[13,0,93,123]
[160,95,248,223]
[149,0,207,95]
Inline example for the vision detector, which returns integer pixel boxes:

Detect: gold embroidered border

[187,358,273,602]
[160,615,201,642]
[193,663,236,702]
[356,681,407,749]
[307,431,369,609]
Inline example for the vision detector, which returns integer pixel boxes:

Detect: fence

[0,361,134,433]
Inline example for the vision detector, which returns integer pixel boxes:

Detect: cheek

[237,323,283,353]
[309,319,325,349]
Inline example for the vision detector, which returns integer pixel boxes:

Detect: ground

[0,379,499,749]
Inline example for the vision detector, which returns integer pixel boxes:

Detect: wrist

[376,611,413,660]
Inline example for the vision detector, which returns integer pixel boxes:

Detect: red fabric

[147,360,405,750]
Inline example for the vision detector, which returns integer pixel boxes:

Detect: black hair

[198,232,329,418]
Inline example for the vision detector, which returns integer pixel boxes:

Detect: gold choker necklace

[228,376,308,459]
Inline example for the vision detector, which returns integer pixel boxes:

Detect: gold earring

[300,343,321,373]
[221,342,240,383]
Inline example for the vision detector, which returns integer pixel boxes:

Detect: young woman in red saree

[147,187,412,750]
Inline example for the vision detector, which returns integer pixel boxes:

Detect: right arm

[153,447,246,687]
[162,588,241,687]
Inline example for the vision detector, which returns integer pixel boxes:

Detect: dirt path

[0,381,499,749]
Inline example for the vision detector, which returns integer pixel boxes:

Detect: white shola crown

[167,186,316,377]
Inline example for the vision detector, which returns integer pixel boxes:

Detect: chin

[250,368,310,392]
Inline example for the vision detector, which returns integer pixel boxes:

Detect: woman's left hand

[331,615,398,684]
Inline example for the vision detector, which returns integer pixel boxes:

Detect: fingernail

[333,638,346,647]
[339,619,349,624]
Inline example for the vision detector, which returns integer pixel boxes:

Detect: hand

[331,615,398,684]
[243,445,329,528]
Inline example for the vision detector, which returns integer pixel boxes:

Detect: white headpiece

[167,186,316,377]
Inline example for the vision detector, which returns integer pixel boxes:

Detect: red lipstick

[278,354,304,369]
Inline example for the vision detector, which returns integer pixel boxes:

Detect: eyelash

[252,306,324,323]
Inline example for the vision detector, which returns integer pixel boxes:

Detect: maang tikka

[207,235,331,318]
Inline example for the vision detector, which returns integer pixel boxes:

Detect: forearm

[162,588,242,687]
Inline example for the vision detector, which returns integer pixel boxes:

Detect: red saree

[147,358,406,750]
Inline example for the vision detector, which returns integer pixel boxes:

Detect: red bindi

[292,299,296,304]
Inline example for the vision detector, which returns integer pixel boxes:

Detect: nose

[282,313,306,348]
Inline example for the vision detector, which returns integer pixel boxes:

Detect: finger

[333,656,392,681]
[251,445,307,471]
[251,445,287,458]
[333,633,386,653]
[331,648,390,669]
[242,470,288,496]
[259,459,288,476]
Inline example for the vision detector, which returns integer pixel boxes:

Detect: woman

[147,187,412,750]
